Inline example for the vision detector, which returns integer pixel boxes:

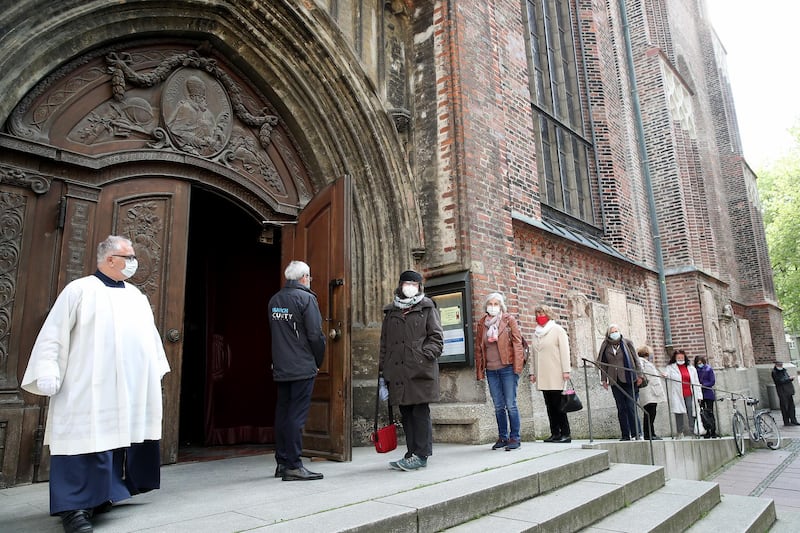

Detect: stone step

[768,510,800,532]
[443,462,665,532]
[685,493,775,533]
[581,478,720,532]
[259,447,610,532]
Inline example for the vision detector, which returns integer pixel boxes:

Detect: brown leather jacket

[475,313,524,378]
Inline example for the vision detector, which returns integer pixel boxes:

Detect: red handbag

[370,375,399,453]
[370,423,398,453]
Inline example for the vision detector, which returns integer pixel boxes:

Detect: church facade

[0,0,785,487]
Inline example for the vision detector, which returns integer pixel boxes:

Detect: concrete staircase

[264,446,777,532]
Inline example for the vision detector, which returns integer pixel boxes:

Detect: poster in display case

[425,271,473,366]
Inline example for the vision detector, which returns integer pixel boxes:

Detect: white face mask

[121,258,138,278]
[401,283,419,298]
[677,360,685,365]
[609,332,621,341]
[486,305,500,317]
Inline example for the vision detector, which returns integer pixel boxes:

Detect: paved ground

[707,416,800,516]
[2,411,799,532]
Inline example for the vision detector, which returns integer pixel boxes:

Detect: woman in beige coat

[529,304,572,442]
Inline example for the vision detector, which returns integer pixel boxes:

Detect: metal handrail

[581,358,654,465]
[580,356,762,443]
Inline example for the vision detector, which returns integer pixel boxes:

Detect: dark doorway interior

[179,187,282,451]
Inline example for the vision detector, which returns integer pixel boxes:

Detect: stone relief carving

[736,318,755,368]
[566,291,592,367]
[0,192,25,379]
[699,287,724,368]
[719,302,738,368]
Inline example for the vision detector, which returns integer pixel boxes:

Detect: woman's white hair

[284,260,310,281]
[484,292,507,312]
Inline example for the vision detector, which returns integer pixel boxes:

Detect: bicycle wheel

[732,411,746,456]
[757,413,782,450]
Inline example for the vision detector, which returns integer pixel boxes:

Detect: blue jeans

[486,365,520,441]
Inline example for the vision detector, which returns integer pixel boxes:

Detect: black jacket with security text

[268,280,326,381]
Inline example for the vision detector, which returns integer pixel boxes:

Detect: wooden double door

[57,175,350,465]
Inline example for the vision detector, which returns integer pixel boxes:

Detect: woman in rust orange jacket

[475,292,525,451]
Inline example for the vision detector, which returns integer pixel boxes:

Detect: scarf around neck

[534,319,555,337]
[484,312,502,342]
[394,292,424,309]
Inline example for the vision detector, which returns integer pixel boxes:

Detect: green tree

[758,125,800,333]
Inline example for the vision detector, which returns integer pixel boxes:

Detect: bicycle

[724,394,781,455]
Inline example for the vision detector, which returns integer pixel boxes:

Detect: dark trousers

[778,392,798,425]
[699,398,718,436]
[642,403,658,439]
[275,377,315,469]
[542,390,570,438]
[399,403,433,458]
[49,440,161,515]
[611,381,640,439]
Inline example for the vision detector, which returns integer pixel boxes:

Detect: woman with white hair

[475,292,525,451]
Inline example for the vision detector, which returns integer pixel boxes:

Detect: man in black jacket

[771,361,800,427]
[269,260,326,480]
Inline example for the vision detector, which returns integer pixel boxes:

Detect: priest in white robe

[22,235,170,533]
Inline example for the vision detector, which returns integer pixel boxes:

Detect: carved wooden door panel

[95,178,190,464]
[282,177,351,461]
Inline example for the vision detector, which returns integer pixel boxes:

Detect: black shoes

[61,509,92,533]
[543,435,561,442]
[282,465,324,481]
[274,464,285,478]
[556,436,572,443]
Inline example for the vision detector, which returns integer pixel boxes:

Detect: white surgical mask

[609,332,621,341]
[121,258,138,278]
[401,284,418,298]
[486,305,500,317]
[697,363,705,368]
[677,360,685,365]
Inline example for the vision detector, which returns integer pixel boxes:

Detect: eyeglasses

[112,254,137,261]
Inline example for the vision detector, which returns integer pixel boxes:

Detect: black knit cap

[399,270,423,283]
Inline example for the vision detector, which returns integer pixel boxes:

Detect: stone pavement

[2,415,800,532]
[707,418,800,517]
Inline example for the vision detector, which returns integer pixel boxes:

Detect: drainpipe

[618,0,673,350]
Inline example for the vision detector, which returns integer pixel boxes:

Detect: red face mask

[536,315,549,326]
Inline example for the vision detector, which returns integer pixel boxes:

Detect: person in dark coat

[597,324,643,441]
[694,356,718,438]
[771,361,799,426]
[379,270,444,471]
[268,260,327,481]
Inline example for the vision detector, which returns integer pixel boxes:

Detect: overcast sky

[705,0,800,169]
